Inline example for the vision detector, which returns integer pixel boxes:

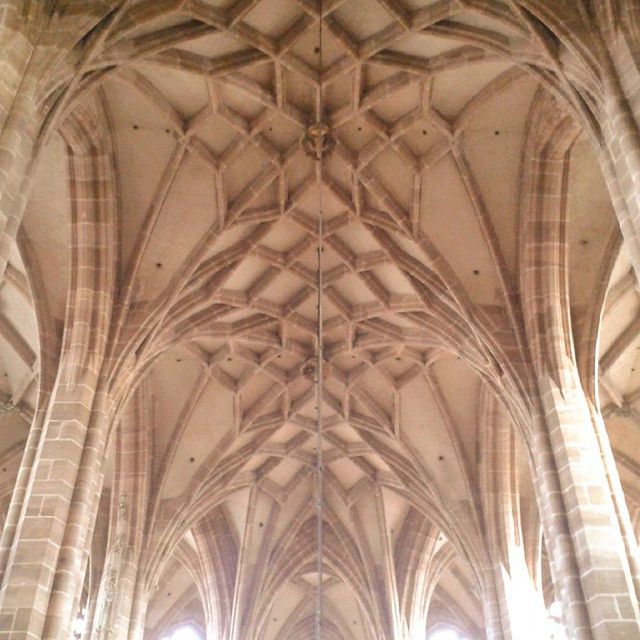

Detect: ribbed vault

[1,1,638,639]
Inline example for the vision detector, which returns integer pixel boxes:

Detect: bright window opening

[546,601,567,640]
[161,625,201,640]
[72,607,87,639]
[428,629,468,640]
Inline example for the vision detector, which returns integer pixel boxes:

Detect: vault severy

[94,4,539,632]
[0,0,637,638]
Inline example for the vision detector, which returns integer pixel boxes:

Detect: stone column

[394,509,451,640]
[595,7,640,281]
[0,101,117,639]
[514,2,640,283]
[0,1,119,281]
[128,577,155,640]
[90,384,152,639]
[0,2,43,280]
[520,91,640,640]
[0,392,50,583]
[478,385,547,640]
[188,511,236,640]
[80,489,112,640]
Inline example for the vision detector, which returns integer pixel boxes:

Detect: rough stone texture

[0,2,639,640]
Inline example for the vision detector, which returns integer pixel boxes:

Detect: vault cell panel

[400,375,468,501]
[106,75,176,127]
[284,68,316,114]
[421,153,499,304]
[146,569,200,631]
[243,0,304,38]
[224,145,272,202]
[370,264,415,297]
[224,255,269,291]
[297,242,341,272]
[609,337,640,396]
[325,153,353,195]
[431,357,480,470]
[150,354,205,462]
[261,273,309,306]
[267,458,303,486]
[261,218,306,252]
[336,115,378,152]
[363,62,398,88]
[197,116,238,155]
[240,61,276,90]
[324,72,352,114]
[381,487,409,543]
[385,32,457,58]
[243,491,276,565]
[135,62,209,119]
[270,422,302,444]
[295,183,345,218]
[0,411,29,467]
[323,582,366,636]
[568,137,617,311]
[607,415,640,469]
[286,149,315,191]
[608,247,632,289]
[432,60,513,119]
[329,422,362,444]
[333,0,394,41]
[437,567,483,622]
[262,111,303,149]
[327,458,363,490]
[600,291,639,358]
[370,81,420,123]
[113,130,177,271]
[205,222,262,257]
[401,119,444,157]
[241,373,279,411]
[220,83,265,119]
[288,24,344,70]
[177,30,247,57]
[463,75,537,278]
[0,280,38,350]
[370,147,413,210]
[162,380,234,499]
[331,273,378,307]
[22,132,70,322]
[334,222,380,254]
[263,585,306,640]
[224,488,251,541]
[136,152,217,301]
[354,497,384,557]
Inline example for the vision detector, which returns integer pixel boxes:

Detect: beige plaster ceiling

[0,1,635,638]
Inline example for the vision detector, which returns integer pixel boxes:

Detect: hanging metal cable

[300,4,334,639]
[314,7,325,638]
[315,8,324,640]
[314,160,324,640]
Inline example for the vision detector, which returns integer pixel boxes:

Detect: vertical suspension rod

[315,5,325,640]
[314,155,324,640]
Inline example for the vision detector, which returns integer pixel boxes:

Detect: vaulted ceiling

[0,1,637,639]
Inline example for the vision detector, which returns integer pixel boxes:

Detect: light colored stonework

[0,1,639,639]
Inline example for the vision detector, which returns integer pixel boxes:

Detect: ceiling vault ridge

[5,0,640,638]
